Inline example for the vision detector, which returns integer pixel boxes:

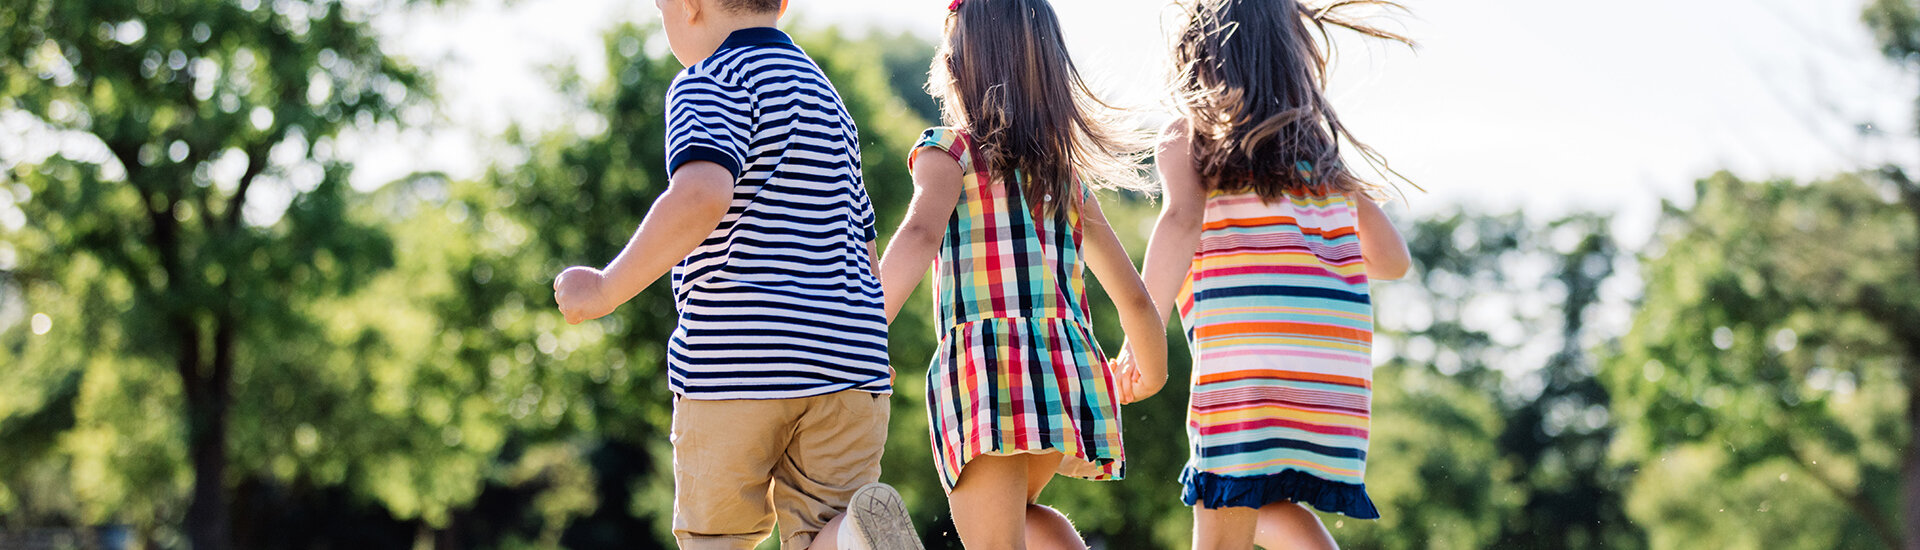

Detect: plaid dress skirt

[911,128,1125,492]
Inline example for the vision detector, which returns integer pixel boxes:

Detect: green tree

[0,1,425,548]
[868,30,941,124]
[1865,2,1920,546]
[1489,215,1641,550]
[1604,172,1917,549]
[1603,5,1920,549]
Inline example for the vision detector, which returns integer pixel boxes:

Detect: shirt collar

[718,27,794,51]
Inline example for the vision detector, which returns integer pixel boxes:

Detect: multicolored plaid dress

[911,128,1125,492]
[1175,186,1379,518]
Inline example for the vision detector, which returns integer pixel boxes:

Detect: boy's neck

[688,15,782,64]
[717,14,781,33]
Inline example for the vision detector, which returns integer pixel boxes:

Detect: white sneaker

[839,483,924,550]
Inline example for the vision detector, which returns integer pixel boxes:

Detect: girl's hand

[1113,345,1166,404]
[1111,348,1140,404]
[554,266,617,324]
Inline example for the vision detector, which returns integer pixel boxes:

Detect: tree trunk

[1905,366,1919,550]
[186,432,229,550]
[1905,152,1920,550]
[185,321,235,550]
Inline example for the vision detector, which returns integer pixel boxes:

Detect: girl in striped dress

[1116,0,1413,548]
[876,0,1168,548]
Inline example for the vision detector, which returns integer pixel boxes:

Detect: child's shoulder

[668,61,734,94]
[675,40,808,86]
[916,126,965,149]
[1161,117,1190,136]
[910,127,970,168]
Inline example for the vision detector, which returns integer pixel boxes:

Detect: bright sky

[353,0,1918,250]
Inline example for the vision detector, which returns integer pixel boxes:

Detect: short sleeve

[665,73,753,178]
[907,127,968,173]
[860,202,878,243]
[853,176,878,243]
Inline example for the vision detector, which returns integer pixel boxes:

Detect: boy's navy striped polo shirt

[662,27,890,400]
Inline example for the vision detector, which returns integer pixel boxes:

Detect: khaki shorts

[671,390,890,550]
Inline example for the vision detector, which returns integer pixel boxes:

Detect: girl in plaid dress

[876,0,1168,547]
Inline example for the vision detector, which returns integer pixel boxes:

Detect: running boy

[552,0,919,548]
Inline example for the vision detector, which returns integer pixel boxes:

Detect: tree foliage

[1604,172,1918,549]
[1,0,426,548]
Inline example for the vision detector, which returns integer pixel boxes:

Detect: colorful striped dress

[1175,187,1379,518]
[911,128,1125,492]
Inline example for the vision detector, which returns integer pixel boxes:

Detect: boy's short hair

[720,0,781,14]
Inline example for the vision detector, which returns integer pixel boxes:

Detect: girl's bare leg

[1192,504,1259,550]
[1024,504,1086,550]
[1252,501,1338,550]
[1019,452,1086,550]
[950,454,1036,550]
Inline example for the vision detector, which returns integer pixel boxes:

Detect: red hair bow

[948,0,963,11]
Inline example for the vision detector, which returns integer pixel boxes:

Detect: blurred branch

[1867,167,1920,379]
[226,141,274,231]
[1783,440,1903,549]
[1889,165,1920,207]
[1744,0,1911,170]
[1742,52,1865,166]
[1754,0,1863,59]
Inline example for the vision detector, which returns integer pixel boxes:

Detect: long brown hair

[1172,0,1415,198]
[929,0,1150,212]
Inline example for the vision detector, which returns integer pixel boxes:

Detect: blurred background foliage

[0,0,1917,549]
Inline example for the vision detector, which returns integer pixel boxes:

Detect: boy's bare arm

[554,161,734,324]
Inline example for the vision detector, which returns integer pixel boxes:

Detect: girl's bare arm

[1139,123,1208,323]
[1349,193,1411,280]
[878,150,964,323]
[1082,194,1169,402]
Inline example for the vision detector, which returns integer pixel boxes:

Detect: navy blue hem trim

[1179,467,1381,519]
[671,386,893,401]
[669,147,742,179]
[718,27,793,51]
